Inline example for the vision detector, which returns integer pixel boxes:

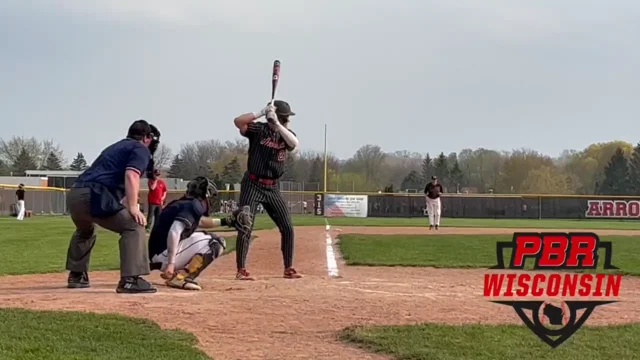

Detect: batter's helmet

[273,100,295,117]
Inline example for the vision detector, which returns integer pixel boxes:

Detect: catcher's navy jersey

[148,197,206,258]
[242,122,295,179]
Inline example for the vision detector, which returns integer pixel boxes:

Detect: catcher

[148,176,252,290]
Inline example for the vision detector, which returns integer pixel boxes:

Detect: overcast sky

[2,0,639,163]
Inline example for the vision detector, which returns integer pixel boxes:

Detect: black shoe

[429,225,433,230]
[116,276,157,294]
[68,271,90,289]
[435,225,439,230]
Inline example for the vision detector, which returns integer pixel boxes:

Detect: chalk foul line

[324,218,340,278]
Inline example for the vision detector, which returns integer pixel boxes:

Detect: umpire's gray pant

[65,187,150,278]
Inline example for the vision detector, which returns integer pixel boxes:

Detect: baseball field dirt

[1,226,639,360]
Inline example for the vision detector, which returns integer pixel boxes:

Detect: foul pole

[323,124,328,193]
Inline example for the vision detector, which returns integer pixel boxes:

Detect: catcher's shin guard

[166,253,214,291]
[185,252,215,280]
[166,234,225,291]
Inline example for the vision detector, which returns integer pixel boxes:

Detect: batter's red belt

[248,174,276,185]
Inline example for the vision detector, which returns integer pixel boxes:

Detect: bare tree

[178,140,228,179]
[382,150,423,189]
[153,144,173,170]
[0,136,65,169]
[345,144,387,186]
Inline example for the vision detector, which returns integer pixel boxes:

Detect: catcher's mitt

[226,206,253,234]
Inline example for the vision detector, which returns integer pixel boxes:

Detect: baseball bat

[271,60,280,105]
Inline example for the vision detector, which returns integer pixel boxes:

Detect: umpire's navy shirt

[243,122,295,179]
[77,138,150,198]
[148,197,206,258]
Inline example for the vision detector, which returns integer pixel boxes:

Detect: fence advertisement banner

[324,194,368,217]
[585,199,640,218]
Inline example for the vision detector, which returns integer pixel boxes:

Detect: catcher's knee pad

[203,232,226,259]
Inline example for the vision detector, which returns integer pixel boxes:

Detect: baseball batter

[424,176,443,229]
[232,100,301,280]
[148,176,252,290]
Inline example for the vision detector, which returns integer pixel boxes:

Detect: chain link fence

[5,182,640,220]
[0,186,67,215]
[0,182,321,216]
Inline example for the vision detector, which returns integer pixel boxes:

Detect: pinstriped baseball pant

[235,178,294,269]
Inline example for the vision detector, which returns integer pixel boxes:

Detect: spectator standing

[146,169,167,231]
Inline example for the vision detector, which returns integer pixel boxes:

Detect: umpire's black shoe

[68,271,90,289]
[116,276,157,294]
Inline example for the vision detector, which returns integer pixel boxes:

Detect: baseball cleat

[67,271,90,288]
[429,225,433,230]
[284,267,303,279]
[116,276,158,294]
[166,272,202,291]
[236,268,256,281]
[435,225,439,230]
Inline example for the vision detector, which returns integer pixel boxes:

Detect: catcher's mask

[186,176,217,214]
[149,124,161,142]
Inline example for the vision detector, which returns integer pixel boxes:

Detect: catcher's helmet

[186,176,217,200]
[149,123,161,141]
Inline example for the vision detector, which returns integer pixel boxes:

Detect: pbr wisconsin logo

[483,232,621,348]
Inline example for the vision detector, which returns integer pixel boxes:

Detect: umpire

[65,120,161,294]
[232,100,301,280]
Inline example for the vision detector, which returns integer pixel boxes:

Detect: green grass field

[338,234,640,275]
[340,323,640,360]
[0,308,211,360]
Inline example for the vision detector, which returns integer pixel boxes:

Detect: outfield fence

[1,184,638,220]
[0,185,317,216]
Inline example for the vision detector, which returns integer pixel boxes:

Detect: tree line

[0,136,174,175]
[1,136,638,195]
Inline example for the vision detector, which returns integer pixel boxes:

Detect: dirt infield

[1,226,639,360]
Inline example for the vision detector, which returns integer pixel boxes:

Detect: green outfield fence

[1,184,638,219]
